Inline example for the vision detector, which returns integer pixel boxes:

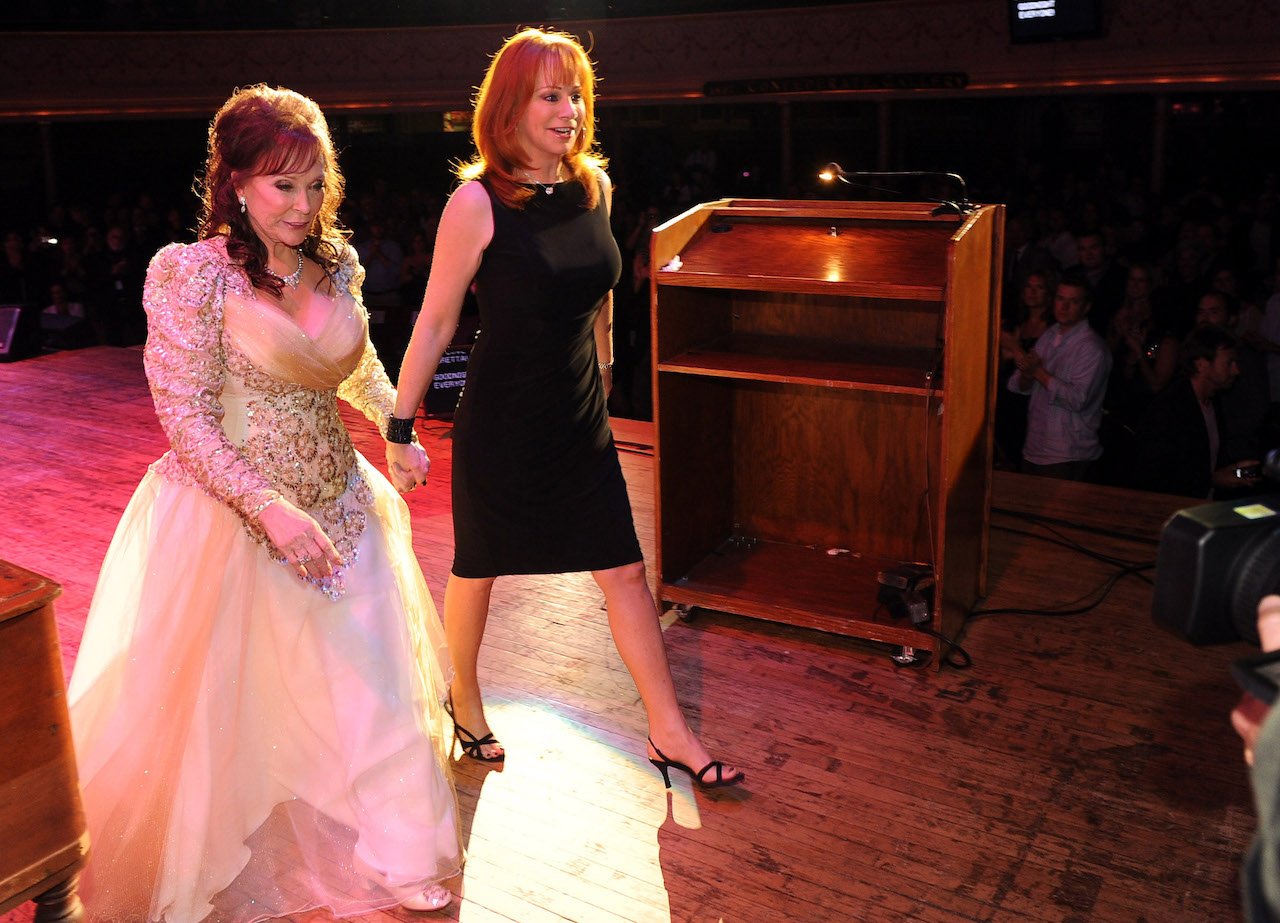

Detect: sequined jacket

[142,236,396,590]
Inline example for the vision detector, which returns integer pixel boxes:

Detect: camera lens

[1230,530,1280,645]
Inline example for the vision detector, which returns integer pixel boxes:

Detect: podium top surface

[670,198,986,222]
[652,199,998,299]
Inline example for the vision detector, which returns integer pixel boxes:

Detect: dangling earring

[238,194,246,214]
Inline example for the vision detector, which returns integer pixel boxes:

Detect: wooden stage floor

[0,347,1263,922]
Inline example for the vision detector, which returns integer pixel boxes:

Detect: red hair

[458,28,607,210]
[196,84,348,294]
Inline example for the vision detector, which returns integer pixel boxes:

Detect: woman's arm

[594,171,616,397]
[385,181,493,481]
[1132,334,1179,393]
[331,245,429,493]
[336,244,399,426]
[143,243,340,576]
[393,181,493,420]
[143,243,279,519]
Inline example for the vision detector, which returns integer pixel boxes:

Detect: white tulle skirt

[68,456,462,923]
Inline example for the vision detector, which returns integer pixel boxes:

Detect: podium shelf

[656,269,944,301]
[658,335,942,394]
[659,538,935,645]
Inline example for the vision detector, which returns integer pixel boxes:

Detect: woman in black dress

[388,28,742,789]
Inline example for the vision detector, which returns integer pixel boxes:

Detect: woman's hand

[257,498,343,580]
[1014,350,1041,374]
[1212,460,1263,490]
[387,441,430,493]
[1122,326,1145,357]
[998,329,1020,362]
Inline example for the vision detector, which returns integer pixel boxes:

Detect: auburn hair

[458,28,607,210]
[196,84,347,295]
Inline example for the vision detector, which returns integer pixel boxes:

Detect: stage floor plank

[0,347,1259,922]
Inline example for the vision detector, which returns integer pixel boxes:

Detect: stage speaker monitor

[1152,496,1280,646]
[0,304,40,362]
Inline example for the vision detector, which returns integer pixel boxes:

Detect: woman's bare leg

[444,573,503,760]
[592,561,740,779]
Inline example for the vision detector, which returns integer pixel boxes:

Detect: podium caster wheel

[892,645,932,669]
[675,604,698,622]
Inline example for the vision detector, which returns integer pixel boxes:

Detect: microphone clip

[930,199,975,217]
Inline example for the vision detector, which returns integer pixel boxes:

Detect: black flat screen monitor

[1009,0,1104,43]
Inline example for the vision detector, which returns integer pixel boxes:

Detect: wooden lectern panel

[650,199,1003,664]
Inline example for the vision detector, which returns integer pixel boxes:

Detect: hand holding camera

[1231,595,1280,765]
[1212,460,1263,490]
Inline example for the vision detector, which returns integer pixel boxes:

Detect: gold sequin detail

[142,237,397,598]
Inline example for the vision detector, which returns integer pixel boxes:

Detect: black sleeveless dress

[450,176,641,578]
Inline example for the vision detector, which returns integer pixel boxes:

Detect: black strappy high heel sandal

[445,693,505,763]
[647,736,744,789]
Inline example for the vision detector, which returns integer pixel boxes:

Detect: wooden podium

[649,199,1003,663]
[0,561,88,922]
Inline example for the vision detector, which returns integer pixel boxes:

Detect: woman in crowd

[1091,262,1177,483]
[67,84,460,921]
[996,269,1053,467]
[388,28,742,789]
[1106,263,1178,416]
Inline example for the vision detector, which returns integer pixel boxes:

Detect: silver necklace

[266,249,304,287]
[522,168,560,195]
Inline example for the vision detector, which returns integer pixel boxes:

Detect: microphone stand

[819,162,975,216]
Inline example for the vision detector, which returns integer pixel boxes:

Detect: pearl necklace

[266,249,304,288]
[521,168,561,195]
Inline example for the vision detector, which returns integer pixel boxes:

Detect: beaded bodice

[142,237,396,596]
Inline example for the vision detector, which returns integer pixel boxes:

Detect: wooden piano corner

[0,560,88,923]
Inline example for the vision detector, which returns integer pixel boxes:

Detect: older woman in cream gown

[67,85,460,923]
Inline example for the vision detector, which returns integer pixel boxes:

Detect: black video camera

[1152,495,1280,646]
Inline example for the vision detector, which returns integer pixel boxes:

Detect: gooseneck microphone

[818,162,975,217]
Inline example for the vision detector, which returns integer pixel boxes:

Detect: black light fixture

[818,162,975,217]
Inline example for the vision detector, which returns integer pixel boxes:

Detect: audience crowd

[990,164,1280,499]
[4,136,1279,499]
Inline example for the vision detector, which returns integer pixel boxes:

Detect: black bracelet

[386,415,416,444]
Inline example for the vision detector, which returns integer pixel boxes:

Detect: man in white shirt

[1007,271,1112,480]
